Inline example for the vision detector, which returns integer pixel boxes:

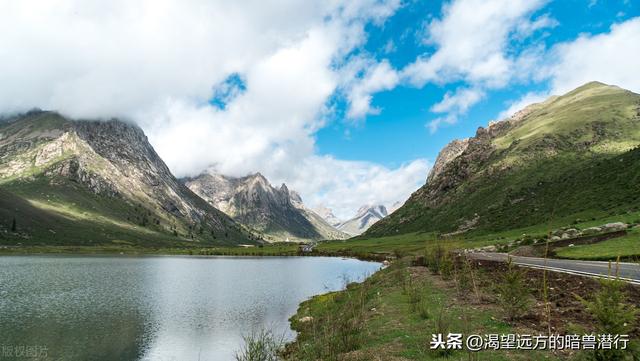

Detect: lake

[0,255,381,361]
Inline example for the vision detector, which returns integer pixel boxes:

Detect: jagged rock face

[337,205,388,236]
[388,201,403,214]
[366,81,640,237]
[184,172,348,241]
[0,111,252,245]
[427,138,469,184]
[314,206,342,227]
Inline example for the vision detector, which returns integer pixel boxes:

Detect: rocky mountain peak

[356,205,388,218]
[336,204,388,236]
[183,171,347,241]
[0,111,253,245]
[365,81,640,238]
[426,138,470,184]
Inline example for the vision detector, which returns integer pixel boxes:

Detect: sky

[1,0,639,219]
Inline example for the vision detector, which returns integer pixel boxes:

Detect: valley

[1,82,640,361]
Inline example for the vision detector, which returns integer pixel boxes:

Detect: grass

[315,207,640,261]
[366,83,640,247]
[316,232,436,256]
[555,228,640,260]
[0,242,303,256]
[0,175,249,247]
[1,112,254,247]
[285,260,561,361]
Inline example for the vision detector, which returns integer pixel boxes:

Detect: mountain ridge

[334,204,388,236]
[0,111,255,246]
[183,171,348,242]
[365,81,640,238]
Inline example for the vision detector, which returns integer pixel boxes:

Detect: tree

[496,258,531,321]
[577,277,638,361]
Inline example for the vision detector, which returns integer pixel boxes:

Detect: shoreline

[0,244,393,261]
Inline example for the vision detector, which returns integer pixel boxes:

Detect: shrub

[425,244,446,274]
[439,252,454,280]
[495,259,531,321]
[577,277,638,361]
[416,298,430,320]
[296,278,371,360]
[453,256,472,298]
[433,306,453,357]
[235,329,284,361]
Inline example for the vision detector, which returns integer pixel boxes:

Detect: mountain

[0,111,256,246]
[183,172,348,242]
[313,206,342,227]
[366,81,640,238]
[337,205,388,236]
[388,201,403,214]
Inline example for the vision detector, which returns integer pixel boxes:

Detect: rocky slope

[313,206,342,228]
[183,172,348,242]
[337,205,388,236]
[365,81,640,237]
[0,111,256,246]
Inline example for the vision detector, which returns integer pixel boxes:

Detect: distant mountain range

[335,205,388,236]
[0,111,255,246]
[183,171,348,242]
[366,81,640,238]
[314,204,391,236]
[4,82,631,248]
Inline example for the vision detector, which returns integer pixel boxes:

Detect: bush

[439,252,454,280]
[235,329,284,361]
[425,244,446,274]
[577,277,638,361]
[416,298,430,320]
[453,256,471,298]
[295,278,371,360]
[433,306,453,357]
[495,259,531,321]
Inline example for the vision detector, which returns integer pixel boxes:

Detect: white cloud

[514,13,558,39]
[431,87,484,114]
[498,17,640,120]
[344,59,400,119]
[0,0,420,218]
[546,17,640,94]
[497,91,549,120]
[427,87,484,132]
[403,0,551,88]
[287,157,430,219]
[398,0,554,132]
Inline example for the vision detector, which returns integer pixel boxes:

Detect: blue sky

[316,0,640,169]
[2,0,639,219]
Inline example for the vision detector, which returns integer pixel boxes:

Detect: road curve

[468,252,640,285]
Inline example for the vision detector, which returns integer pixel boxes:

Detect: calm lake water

[0,255,380,361]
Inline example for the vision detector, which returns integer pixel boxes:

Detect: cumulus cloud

[427,87,484,133]
[0,0,422,218]
[403,0,550,88]
[497,17,640,120]
[431,87,485,114]
[497,91,549,120]
[398,0,554,131]
[288,157,430,220]
[344,59,401,119]
[546,17,640,94]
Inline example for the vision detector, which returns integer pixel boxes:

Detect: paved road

[468,252,640,285]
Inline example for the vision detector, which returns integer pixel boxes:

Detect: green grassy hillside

[366,82,640,242]
[0,111,256,247]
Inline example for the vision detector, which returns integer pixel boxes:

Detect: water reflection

[0,256,380,361]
